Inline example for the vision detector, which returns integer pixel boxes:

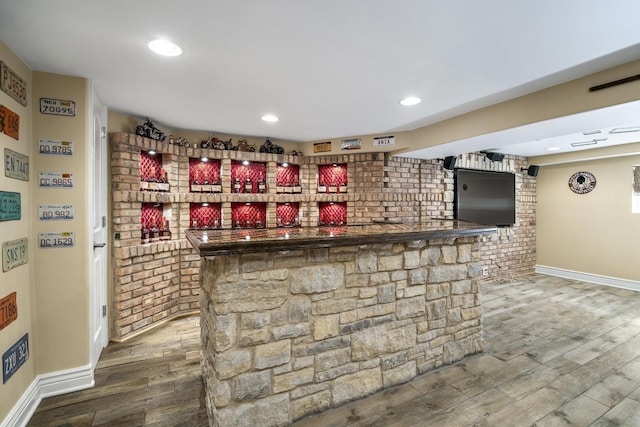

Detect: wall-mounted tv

[454,168,515,226]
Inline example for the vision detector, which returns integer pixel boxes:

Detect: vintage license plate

[0,61,27,106]
[38,138,74,156]
[341,138,361,150]
[0,191,21,221]
[3,333,29,384]
[39,172,74,188]
[0,104,19,140]
[373,135,395,147]
[0,292,17,332]
[4,148,29,181]
[2,238,28,272]
[313,141,332,153]
[40,98,76,117]
[39,204,75,221]
[39,231,75,248]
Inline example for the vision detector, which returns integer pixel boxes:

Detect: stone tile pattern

[199,237,484,426]
[110,133,535,340]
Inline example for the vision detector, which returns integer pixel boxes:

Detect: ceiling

[2,1,640,158]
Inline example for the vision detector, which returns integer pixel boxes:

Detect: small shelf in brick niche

[276,163,302,193]
[189,157,222,193]
[276,202,301,227]
[141,203,172,244]
[231,160,267,194]
[140,151,169,192]
[318,201,347,226]
[231,202,266,229]
[190,202,222,230]
[317,163,348,193]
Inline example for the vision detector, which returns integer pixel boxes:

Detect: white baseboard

[1,365,94,427]
[536,265,640,292]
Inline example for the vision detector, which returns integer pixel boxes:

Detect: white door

[90,91,108,366]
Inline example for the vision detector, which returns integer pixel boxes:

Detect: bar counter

[185,220,497,256]
[188,221,496,427]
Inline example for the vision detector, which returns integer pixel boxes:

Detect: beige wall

[1,37,91,423]
[535,148,640,281]
[0,38,35,420]
[31,71,90,373]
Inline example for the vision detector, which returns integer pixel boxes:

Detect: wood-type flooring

[27,274,640,426]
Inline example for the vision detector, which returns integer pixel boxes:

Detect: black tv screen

[454,169,515,226]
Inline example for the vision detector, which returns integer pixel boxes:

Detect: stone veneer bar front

[187,221,496,427]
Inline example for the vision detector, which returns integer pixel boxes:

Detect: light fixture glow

[148,39,183,57]
[148,150,156,155]
[261,114,279,122]
[546,147,561,152]
[201,157,208,162]
[400,96,421,106]
[281,162,288,168]
[242,160,250,166]
[202,202,209,207]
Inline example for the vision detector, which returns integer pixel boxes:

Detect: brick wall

[109,133,535,340]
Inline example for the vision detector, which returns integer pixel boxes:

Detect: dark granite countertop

[186,220,497,256]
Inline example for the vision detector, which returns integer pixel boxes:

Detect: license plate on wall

[38,231,75,248]
[38,204,75,221]
[38,138,74,156]
[0,191,21,221]
[2,238,28,272]
[3,333,29,384]
[38,172,74,188]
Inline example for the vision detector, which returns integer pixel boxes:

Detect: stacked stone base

[200,237,484,427]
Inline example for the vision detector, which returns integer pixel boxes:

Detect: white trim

[536,265,640,292]
[1,365,94,427]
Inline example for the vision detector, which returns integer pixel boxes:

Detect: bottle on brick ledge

[160,217,171,241]
[150,220,160,242]
[234,177,241,193]
[159,169,169,192]
[318,177,326,193]
[191,170,202,192]
[258,172,266,193]
[244,176,252,194]
[141,221,150,244]
[212,176,222,193]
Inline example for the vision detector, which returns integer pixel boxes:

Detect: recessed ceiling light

[571,138,606,147]
[148,39,183,57]
[546,147,561,152]
[242,160,250,166]
[201,157,208,162]
[610,126,640,133]
[261,114,279,122]
[400,96,421,106]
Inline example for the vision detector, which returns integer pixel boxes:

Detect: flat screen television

[454,168,515,226]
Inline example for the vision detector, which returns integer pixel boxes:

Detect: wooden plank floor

[27,316,208,427]
[27,274,640,426]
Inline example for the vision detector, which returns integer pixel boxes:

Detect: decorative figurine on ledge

[288,149,303,156]
[135,118,166,142]
[259,137,284,154]
[235,139,256,152]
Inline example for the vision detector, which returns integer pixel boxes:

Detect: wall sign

[38,138,74,156]
[2,238,28,272]
[0,61,27,106]
[0,191,21,221]
[39,98,76,117]
[373,135,395,147]
[313,141,332,153]
[39,204,75,221]
[0,292,17,331]
[39,231,75,248]
[38,172,74,188]
[4,148,29,181]
[2,333,29,384]
[568,171,597,194]
[0,104,19,140]
[341,138,361,150]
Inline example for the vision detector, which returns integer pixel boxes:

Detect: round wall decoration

[568,171,596,194]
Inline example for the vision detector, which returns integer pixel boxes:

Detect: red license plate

[0,104,19,140]
[0,292,17,331]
